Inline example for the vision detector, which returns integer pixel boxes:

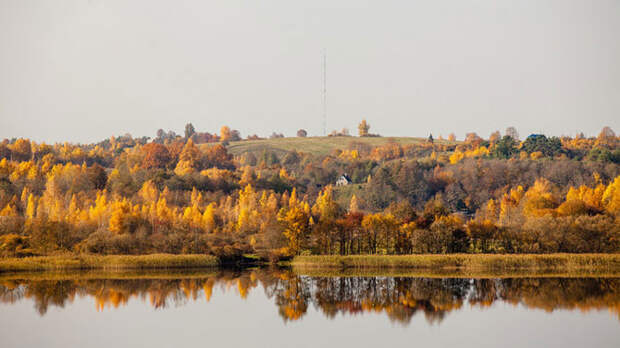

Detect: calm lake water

[0,269,618,348]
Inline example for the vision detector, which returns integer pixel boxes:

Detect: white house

[335,174,352,186]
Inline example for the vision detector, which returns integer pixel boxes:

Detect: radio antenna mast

[322,50,327,136]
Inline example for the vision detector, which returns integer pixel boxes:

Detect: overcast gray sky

[0,0,619,143]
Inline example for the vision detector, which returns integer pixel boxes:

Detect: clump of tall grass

[0,254,219,272]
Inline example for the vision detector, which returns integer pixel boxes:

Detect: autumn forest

[1,122,619,260]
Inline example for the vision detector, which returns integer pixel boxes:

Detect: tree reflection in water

[0,269,618,324]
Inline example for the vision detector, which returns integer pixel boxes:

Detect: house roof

[338,174,352,181]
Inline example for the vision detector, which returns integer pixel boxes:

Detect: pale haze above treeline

[0,0,619,143]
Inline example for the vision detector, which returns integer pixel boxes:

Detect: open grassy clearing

[205,136,456,157]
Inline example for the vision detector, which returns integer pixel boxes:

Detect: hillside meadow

[210,136,456,157]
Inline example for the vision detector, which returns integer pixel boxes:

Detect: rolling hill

[203,136,456,157]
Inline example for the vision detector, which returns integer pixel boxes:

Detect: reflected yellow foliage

[1,270,619,325]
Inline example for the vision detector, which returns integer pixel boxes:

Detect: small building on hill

[336,174,352,186]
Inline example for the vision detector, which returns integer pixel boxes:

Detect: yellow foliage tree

[361,213,388,254]
[499,186,524,226]
[522,179,557,217]
[202,203,217,233]
[602,176,620,215]
[0,204,18,217]
[279,168,293,181]
[312,186,340,221]
[139,180,159,203]
[66,195,80,224]
[349,194,360,213]
[25,194,36,219]
[530,151,543,160]
[239,166,256,187]
[174,160,195,176]
[190,187,203,206]
[89,192,109,228]
[182,203,203,230]
[174,139,201,175]
[220,126,232,142]
[449,151,464,164]
[155,197,173,223]
[237,184,258,233]
[278,189,311,255]
[564,183,605,213]
[109,199,133,234]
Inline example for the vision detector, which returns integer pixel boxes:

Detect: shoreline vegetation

[0,254,219,272]
[1,267,617,280]
[290,254,620,275]
[1,253,619,275]
[0,269,222,281]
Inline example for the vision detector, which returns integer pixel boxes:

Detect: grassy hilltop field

[203,135,457,157]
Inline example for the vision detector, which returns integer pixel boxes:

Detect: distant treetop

[358,120,370,137]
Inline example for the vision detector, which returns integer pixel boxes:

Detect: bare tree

[505,127,519,141]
